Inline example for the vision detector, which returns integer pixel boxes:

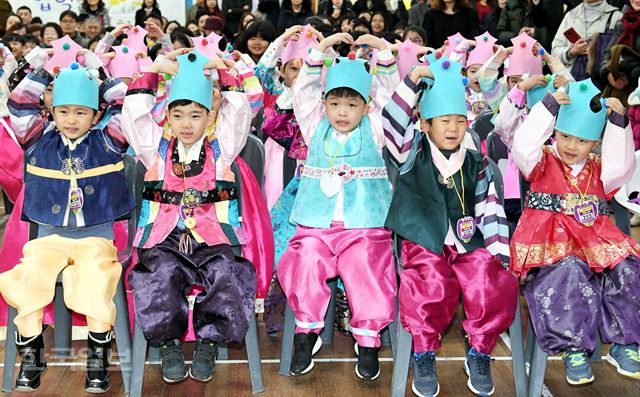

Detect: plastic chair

[239,134,265,190]
[128,160,264,396]
[470,111,495,142]
[390,158,527,397]
[2,154,136,393]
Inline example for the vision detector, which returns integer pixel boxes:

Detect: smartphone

[563,27,582,44]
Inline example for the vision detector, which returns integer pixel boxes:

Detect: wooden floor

[0,209,639,396]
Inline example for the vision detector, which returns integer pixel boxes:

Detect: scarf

[617,9,640,46]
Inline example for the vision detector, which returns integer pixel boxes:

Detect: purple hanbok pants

[129,230,256,345]
[524,255,640,354]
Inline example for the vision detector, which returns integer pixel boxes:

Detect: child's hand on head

[318,33,354,52]
[494,45,512,64]
[112,23,133,38]
[307,25,325,41]
[518,75,547,92]
[604,97,625,116]
[553,75,569,89]
[409,65,433,83]
[354,34,388,50]
[552,90,570,105]
[280,25,305,43]
[165,47,192,62]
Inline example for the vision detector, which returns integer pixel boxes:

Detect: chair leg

[278,304,295,376]
[245,311,264,393]
[129,321,148,397]
[527,336,549,397]
[218,344,229,360]
[388,297,399,359]
[320,280,337,344]
[381,327,391,348]
[113,275,132,394]
[148,346,160,362]
[390,325,413,397]
[524,317,535,364]
[53,282,72,358]
[510,296,527,397]
[591,333,603,363]
[2,307,18,392]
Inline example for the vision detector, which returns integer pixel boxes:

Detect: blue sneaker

[464,348,494,396]
[562,351,594,385]
[606,343,640,380]
[411,352,439,397]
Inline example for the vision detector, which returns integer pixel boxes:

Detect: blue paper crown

[555,79,606,141]
[418,54,467,120]
[168,50,213,111]
[324,56,372,101]
[52,63,99,110]
[526,74,557,108]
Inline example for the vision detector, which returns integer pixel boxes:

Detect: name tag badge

[573,201,598,227]
[320,173,341,198]
[69,187,84,214]
[456,216,476,243]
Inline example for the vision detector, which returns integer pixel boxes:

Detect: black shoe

[160,339,188,383]
[84,332,112,394]
[355,345,380,380]
[189,339,217,382]
[290,333,322,376]
[15,333,46,392]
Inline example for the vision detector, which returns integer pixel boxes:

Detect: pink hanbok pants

[399,241,518,355]
[277,222,396,347]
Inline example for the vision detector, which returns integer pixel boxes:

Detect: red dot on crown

[348,52,356,60]
[520,42,526,48]
[435,52,442,59]
[202,39,209,46]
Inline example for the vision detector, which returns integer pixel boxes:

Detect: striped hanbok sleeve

[7,67,52,150]
[382,74,420,166]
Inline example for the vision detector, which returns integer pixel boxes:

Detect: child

[511,79,640,385]
[0,60,133,392]
[383,54,518,396]
[122,50,258,384]
[276,32,399,380]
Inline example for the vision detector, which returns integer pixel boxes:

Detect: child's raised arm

[292,32,353,145]
[601,97,636,195]
[382,65,432,165]
[7,68,51,150]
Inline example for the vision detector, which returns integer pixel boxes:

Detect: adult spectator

[5,14,20,33]
[258,0,281,28]
[197,12,210,34]
[422,0,480,48]
[203,0,226,23]
[187,0,205,24]
[231,12,256,44]
[481,0,505,38]
[79,0,111,26]
[164,20,181,35]
[475,0,493,25]
[223,0,252,37]
[371,11,387,36]
[7,22,27,35]
[204,15,225,36]
[40,22,63,48]
[144,13,165,41]
[16,6,32,24]
[496,0,548,48]
[551,0,621,75]
[320,0,354,27]
[277,0,313,33]
[596,0,640,101]
[84,17,102,40]
[408,0,430,27]
[60,11,89,47]
[135,0,162,27]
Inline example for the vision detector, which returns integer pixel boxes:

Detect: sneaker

[290,333,322,376]
[606,343,640,380]
[84,332,112,394]
[562,351,594,385]
[15,333,47,392]
[631,214,640,227]
[411,352,439,397]
[189,339,218,382]
[160,339,188,383]
[464,348,495,396]
[355,345,380,380]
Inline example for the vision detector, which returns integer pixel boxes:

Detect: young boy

[511,79,640,385]
[0,62,133,393]
[277,32,400,380]
[383,54,518,396]
[122,50,259,384]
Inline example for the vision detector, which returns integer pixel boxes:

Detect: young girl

[511,79,640,384]
[236,20,277,64]
[383,54,518,396]
[277,32,399,380]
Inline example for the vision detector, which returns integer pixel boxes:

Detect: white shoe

[631,214,640,227]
